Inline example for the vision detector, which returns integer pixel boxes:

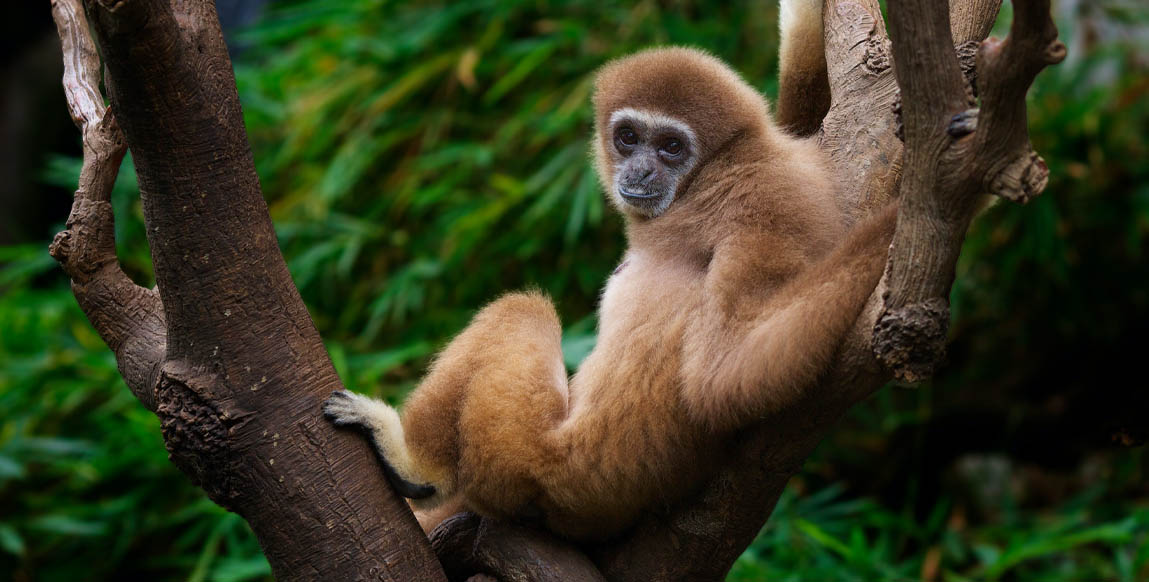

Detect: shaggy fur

[325,11,898,542]
[777,0,830,134]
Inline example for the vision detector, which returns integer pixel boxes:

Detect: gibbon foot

[322,390,437,500]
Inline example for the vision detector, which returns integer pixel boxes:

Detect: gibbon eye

[660,138,683,156]
[616,127,638,147]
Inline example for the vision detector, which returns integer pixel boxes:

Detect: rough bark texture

[819,0,902,222]
[51,0,1062,580]
[48,0,164,410]
[49,0,444,580]
[874,0,1065,383]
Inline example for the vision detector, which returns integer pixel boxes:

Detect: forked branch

[48,0,165,410]
[972,0,1066,202]
[874,0,1065,382]
[51,0,445,579]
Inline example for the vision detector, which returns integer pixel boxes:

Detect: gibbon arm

[681,204,897,431]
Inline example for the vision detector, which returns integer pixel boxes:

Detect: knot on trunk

[989,147,1049,204]
[863,35,892,74]
[873,298,949,383]
[1043,40,1068,65]
[156,360,241,510]
[49,198,118,281]
[947,109,979,138]
[48,230,73,263]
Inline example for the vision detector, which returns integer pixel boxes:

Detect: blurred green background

[2,0,1147,580]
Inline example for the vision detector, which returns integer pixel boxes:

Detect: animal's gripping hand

[322,390,437,500]
[322,389,379,428]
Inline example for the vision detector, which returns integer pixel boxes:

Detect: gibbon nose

[623,164,656,188]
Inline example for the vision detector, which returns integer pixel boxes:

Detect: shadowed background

[1,0,1146,580]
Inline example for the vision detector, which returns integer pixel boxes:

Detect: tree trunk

[49,0,444,579]
[48,0,1063,579]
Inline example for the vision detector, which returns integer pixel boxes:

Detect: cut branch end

[873,298,950,383]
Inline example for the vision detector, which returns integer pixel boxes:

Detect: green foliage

[0,285,269,580]
[730,482,1149,581]
[1,0,1146,580]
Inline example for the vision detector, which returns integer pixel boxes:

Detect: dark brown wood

[969,0,1065,203]
[51,0,445,579]
[431,513,606,582]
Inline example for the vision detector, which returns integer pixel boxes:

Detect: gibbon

[324,8,899,542]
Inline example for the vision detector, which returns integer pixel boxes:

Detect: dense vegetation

[2,1,1146,580]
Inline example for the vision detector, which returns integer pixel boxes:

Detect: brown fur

[776,0,830,135]
[375,47,900,542]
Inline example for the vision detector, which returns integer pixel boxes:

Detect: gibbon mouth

[618,186,661,200]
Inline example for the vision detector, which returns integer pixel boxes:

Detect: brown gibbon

[324,5,898,542]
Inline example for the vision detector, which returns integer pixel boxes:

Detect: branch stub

[873,298,950,383]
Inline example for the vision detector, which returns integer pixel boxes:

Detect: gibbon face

[593,47,774,219]
[604,108,699,217]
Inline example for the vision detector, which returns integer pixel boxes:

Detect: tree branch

[819,0,901,222]
[950,0,1003,45]
[53,0,445,579]
[874,0,1065,381]
[430,513,606,582]
[49,0,165,410]
[972,0,1065,202]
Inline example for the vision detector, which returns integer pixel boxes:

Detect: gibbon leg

[446,292,569,518]
[325,292,569,516]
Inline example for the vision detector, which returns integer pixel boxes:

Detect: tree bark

[50,0,1063,580]
[49,0,444,580]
